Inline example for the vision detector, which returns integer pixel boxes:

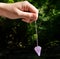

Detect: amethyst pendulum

[34,21,42,56]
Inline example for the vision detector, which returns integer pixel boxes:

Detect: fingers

[14,8,38,20]
[25,1,38,14]
[22,18,34,23]
[22,18,30,23]
[13,1,38,23]
[21,12,38,20]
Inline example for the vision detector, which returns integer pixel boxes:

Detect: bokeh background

[0,0,60,59]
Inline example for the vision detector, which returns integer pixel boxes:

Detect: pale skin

[0,1,38,23]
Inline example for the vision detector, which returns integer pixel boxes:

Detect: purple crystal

[34,46,42,56]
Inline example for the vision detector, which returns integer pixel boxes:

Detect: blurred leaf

[8,0,14,3]
[32,34,38,40]
[39,26,47,30]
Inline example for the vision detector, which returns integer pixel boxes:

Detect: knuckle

[24,1,29,4]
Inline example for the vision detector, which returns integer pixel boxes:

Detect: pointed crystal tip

[34,46,42,56]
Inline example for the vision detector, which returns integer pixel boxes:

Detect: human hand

[0,1,38,23]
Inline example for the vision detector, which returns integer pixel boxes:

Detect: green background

[0,0,60,59]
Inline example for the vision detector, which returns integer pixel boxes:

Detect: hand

[0,1,38,23]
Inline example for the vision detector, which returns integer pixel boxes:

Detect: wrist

[0,3,8,16]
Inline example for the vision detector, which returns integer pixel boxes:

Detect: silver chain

[35,21,38,46]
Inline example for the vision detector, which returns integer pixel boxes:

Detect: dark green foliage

[0,0,60,59]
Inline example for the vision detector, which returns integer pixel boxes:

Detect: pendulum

[34,21,42,56]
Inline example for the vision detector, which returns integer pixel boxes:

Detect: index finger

[27,2,38,14]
